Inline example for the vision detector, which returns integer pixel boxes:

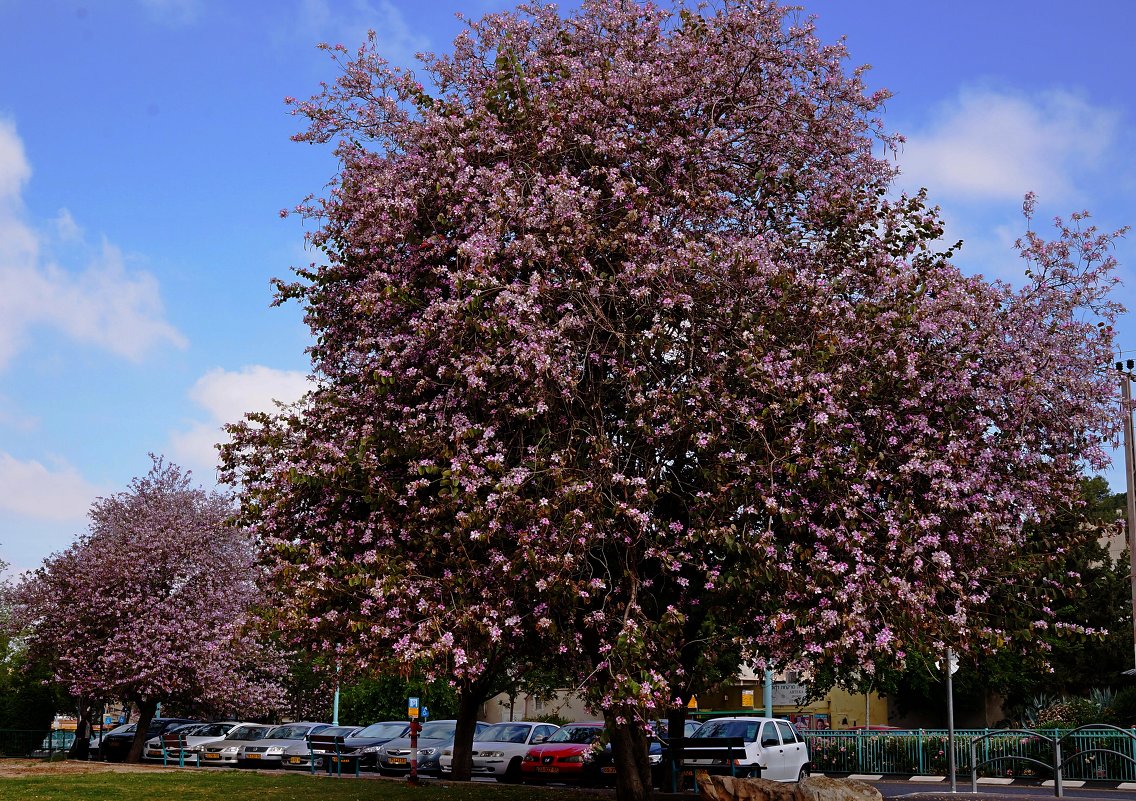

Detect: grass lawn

[0,767,608,801]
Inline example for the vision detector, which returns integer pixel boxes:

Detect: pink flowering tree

[9,457,284,763]
[223,1,1123,798]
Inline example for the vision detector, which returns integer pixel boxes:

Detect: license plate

[389,757,407,765]
[289,757,302,764]
[246,754,261,760]
[332,756,348,762]
[601,767,616,774]
[537,766,559,773]
[204,754,221,760]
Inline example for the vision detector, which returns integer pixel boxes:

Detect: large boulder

[696,773,883,801]
[696,773,799,801]
[797,776,883,801]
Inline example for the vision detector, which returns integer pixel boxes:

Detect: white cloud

[898,87,1119,203]
[0,453,102,522]
[171,365,311,474]
[0,119,187,369]
[294,0,430,67]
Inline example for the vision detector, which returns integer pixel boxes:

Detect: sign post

[408,697,421,785]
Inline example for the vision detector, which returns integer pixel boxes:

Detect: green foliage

[338,674,459,726]
[1108,686,1136,725]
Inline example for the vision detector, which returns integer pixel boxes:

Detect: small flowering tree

[9,457,284,762]
[224,1,1123,798]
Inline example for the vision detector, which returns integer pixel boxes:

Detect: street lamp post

[1115,361,1136,675]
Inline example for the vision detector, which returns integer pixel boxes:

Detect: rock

[697,773,798,801]
[696,772,883,801]
[797,776,883,801]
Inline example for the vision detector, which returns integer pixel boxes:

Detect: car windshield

[356,722,408,739]
[317,726,359,738]
[105,724,135,736]
[547,725,602,744]
[479,724,534,744]
[419,721,457,740]
[692,720,759,741]
[266,724,320,740]
[192,723,233,737]
[226,725,269,741]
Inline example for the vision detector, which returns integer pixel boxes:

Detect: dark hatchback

[101,717,199,762]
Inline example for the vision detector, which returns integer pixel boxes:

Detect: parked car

[307,720,409,773]
[439,721,560,782]
[376,719,489,776]
[143,721,245,762]
[235,722,331,769]
[684,717,809,782]
[520,721,608,784]
[31,730,100,759]
[280,725,362,771]
[101,718,199,763]
[199,723,273,766]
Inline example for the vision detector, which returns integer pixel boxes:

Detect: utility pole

[1117,361,1136,675]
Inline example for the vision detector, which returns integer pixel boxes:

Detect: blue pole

[332,663,341,725]
[764,670,773,717]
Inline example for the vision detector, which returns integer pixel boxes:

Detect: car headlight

[523,755,539,762]
[360,745,381,753]
[223,746,239,754]
[480,750,505,758]
[561,755,584,763]
[649,753,662,764]
[418,747,437,756]
[266,747,285,755]
[442,748,452,756]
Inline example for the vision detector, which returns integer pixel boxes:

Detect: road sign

[408,697,420,718]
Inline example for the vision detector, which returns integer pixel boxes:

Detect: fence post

[917,729,925,776]
[1054,738,1063,798]
[970,739,977,793]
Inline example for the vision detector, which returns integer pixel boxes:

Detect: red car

[520,722,609,784]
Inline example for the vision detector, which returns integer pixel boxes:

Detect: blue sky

[1,0,1134,574]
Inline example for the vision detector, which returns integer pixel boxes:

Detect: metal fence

[804,726,1136,783]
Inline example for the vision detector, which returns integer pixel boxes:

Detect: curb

[819,773,1136,790]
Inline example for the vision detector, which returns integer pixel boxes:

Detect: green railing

[804,727,1136,782]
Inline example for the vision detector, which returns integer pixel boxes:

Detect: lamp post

[1115,361,1136,676]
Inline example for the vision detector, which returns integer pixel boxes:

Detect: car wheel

[797,765,810,782]
[500,757,523,783]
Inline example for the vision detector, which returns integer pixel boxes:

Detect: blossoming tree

[9,457,284,763]
[223,1,1123,798]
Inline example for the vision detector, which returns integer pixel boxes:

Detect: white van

[684,717,809,782]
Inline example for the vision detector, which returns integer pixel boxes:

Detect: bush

[1108,686,1136,727]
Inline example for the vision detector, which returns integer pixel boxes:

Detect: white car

[198,723,273,766]
[236,722,331,768]
[684,717,809,782]
[439,721,560,782]
[143,721,244,763]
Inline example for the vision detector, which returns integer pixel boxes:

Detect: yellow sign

[741,690,754,708]
[409,706,419,718]
[687,696,698,709]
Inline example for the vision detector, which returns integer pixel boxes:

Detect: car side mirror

[532,735,547,744]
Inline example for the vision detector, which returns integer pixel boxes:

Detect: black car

[101,717,199,762]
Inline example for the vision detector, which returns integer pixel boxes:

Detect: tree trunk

[449,685,483,781]
[605,709,652,801]
[126,699,157,764]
